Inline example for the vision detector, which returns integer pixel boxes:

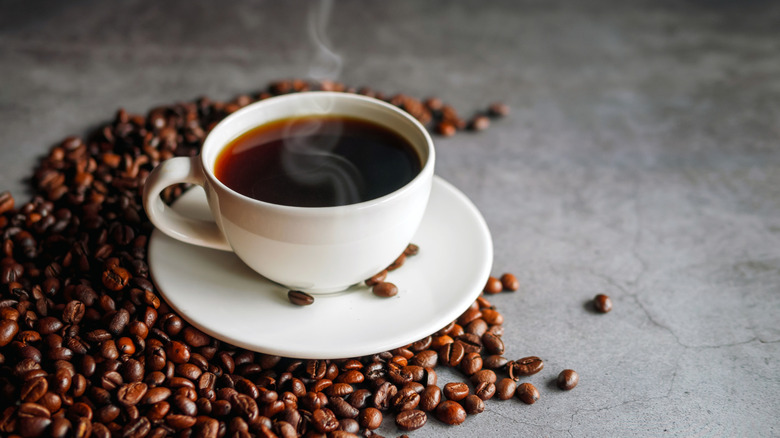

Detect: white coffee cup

[142,92,435,293]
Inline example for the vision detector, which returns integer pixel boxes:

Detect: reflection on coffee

[214,115,421,207]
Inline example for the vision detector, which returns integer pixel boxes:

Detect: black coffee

[214,115,421,207]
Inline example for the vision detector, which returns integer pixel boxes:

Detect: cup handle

[142,156,232,251]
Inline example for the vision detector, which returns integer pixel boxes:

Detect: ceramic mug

[142,92,435,293]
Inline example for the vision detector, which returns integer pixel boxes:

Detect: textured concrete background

[2,0,779,436]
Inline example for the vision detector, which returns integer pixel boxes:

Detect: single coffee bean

[287,290,314,306]
[117,382,148,406]
[468,115,490,131]
[557,369,579,390]
[410,350,438,368]
[508,356,544,379]
[495,378,516,400]
[463,394,485,415]
[436,121,456,137]
[435,400,466,425]
[358,407,383,430]
[593,294,613,313]
[483,276,502,294]
[488,102,511,117]
[516,382,540,404]
[329,396,359,419]
[483,355,508,370]
[396,409,427,431]
[372,281,398,298]
[443,382,469,402]
[500,273,519,291]
[387,253,406,271]
[404,243,419,256]
[474,381,496,401]
[390,386,420,412]
[365,270,387,286]
[464,318,488,337]
[470,369,496,386]
[21,376,48,402]
[460,352,482,375]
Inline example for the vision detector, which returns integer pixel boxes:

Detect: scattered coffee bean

[507,356,544,379]
[395,409,427,431]
[463,394,485,415]
[488,102,511,117]
[365,270,387,286]
[496,378,517,400]
[370,281,398,298]
[516,382,540,404]
[593,294,613,313]
[468,115,490,131]
[288,290,314,306]
[484,276,503,294]
[500,273,519,291]
[435,400,467,425]
[443,382,470,401]
[557,369,579,390]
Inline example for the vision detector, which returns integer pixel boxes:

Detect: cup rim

[200,91,435,213]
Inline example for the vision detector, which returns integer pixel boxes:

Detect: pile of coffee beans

[0,79,578,438]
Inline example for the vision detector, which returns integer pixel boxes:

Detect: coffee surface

[215,115,421,207]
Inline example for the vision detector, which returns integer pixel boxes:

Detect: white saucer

[148,176,493,359]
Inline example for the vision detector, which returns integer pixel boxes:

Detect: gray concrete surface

[2,0,779,436]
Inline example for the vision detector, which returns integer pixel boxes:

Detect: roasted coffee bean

[387,253,406,271]
[484,276,503,294]
[474,381,496,401]
[372,281,398,298]
[483,355,508,370]
[117,382,148,406]
[358,407,382,430]
[435,400,466,425]
[372,381,397,410]
[488,102,511,117]
[593,294,613,313]
[0,319,18,346]
[443,382,470,401]
[396,409,427,431]
[507,356,544,379]
[365,270,387,286]
[516,382,540,404]
[481,308,504,325]
[557,369,579,390]
[404,243,419,256]
[463,394,485,415]
[440,342,464,367]
[498,273,518,291]
[0,191,13,214]
[21,376,48,402]
[481,332,504,355]
[287,290,314,306]
[347,388,372,409]
[496,378,516,400]
[468,115,490,131]
[102,264,130,291]
[337,418,359,434]
[436,121,456,137]
[470,369,496,386]
[410,350,438,368]
[419,385,441,412]
[457,333,482,354]
[464,318,488,337]
[391,386,420,411]
[329,396,359,418]
[460,351,483,375]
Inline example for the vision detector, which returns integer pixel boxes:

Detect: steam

[275,0,363,207]
[307,0,342,82]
